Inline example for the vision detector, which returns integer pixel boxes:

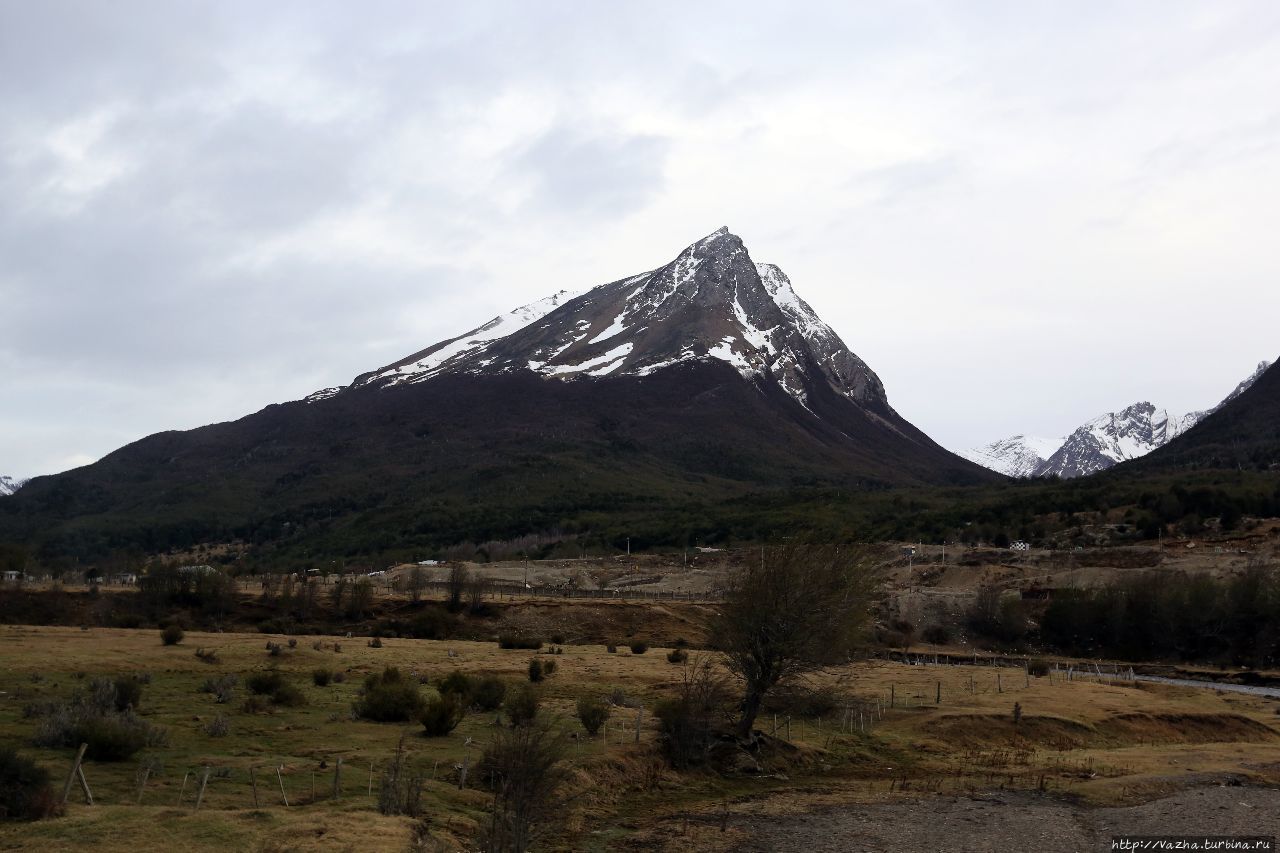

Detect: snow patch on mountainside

[958,435,1064,478]
[0,476,27,497]
[326,228,894,421]
[960,359,1273,479]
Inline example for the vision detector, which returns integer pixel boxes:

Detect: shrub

[355,667,424,722]
[655,658,730,769]
[667,649,688,664]
[606,643,617,654]
[550,634,565,645]
[922,624,952,645]
[542,659,557,676]
[312,669,333,687]
[472,677,506,712]
[246,670,286,696]
[332,671,347,684]
[31,681,166,762]
[368,637,384,648]
[527,658,544,683]
[505,684,539,727]
[629,641,648,655]
[437,670,473,701]
[575,696,610,736]
[245,670,303,707]
[203,715,231,737]
[266,642,283,657]
[241,695,270,714]
[312,640,323,651]
[161,624,184,646]
[287,638,298,649]
[0,748,61,821]
[65,714,157,761]
[1028,659,1050,678]
[498,635,542,650]
[477,720,568,852]
[111,677,143,712]
[420,693,466,737]
[378,739,423,817]
[271,683,307,708]
[194,647,220,664]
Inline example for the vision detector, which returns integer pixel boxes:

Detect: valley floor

[2,626,1279,851]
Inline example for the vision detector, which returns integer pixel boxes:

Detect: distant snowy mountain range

[0,476,26,497]
[959,360,1273,478]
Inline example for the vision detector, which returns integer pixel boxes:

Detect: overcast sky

[3,1,1279,479]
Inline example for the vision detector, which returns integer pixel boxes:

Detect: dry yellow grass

[2,625,1279,851]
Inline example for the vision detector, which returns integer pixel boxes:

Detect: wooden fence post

[250,766,260,807]
[368,761,374,796]
[136,767,151,804]
[936,681,941,704]
[277,766,290,807]
[177,771,190,806]
[76,764,94,806]
[332,757,343,799]
[195,766,211,810]
[61,743,88,805]
[635,709,643,744]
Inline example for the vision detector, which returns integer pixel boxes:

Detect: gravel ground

[737,787,1280,852]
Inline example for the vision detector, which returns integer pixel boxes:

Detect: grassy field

[2,625,1279,851]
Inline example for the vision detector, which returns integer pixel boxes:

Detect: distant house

[900,546,917,558]
[695,547,721,554]
[110,573,138,585]
[2,570,21,582]
[1009,541,1031,552]
[417,560,440,566]
[177,564,218,575]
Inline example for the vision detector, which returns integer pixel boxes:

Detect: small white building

[3,570,21,582]
[1009,541,1031,552]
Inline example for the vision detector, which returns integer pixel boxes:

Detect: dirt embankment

[733,786,1280,853]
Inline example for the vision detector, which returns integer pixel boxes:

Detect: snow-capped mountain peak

[328,228,890,415]
[960,359,1273,479]
[0,475,27,497]
[958,435,1064,478]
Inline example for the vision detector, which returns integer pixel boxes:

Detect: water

[1131,673,1280,699]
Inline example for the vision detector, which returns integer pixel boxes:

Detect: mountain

[960,360,1272,479]
[958,435,1063,478]
[0,476,26,498]
[0,228,994,562]
[1034,403,1199,478]
[1133,358,1280,473]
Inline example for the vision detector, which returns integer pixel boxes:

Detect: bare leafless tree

[446,563,469,613]
[713,542,878,738]
[478,719,569,853]
[407,566,426,603]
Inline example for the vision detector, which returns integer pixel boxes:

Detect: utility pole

[626,538,630,557]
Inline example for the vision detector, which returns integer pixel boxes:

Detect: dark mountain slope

[1128,358,1280,473]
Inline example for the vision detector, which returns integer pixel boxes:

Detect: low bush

[420,693,466,737]
[542,659,557,676]
[505,684,539,727]
[472,677,506,712]
[605,643,617,654]
[1028,658,1050,677]
[272,683,307,708]
[0,748,61,821]
[498,635,542,650]
[111,677,143,712]
[32,680,167,762]
[161,624,184,646]
[436,670,473,701]
[355,667,424,722]
[368,637,383,648]
[246,670,286,696]
[203,715,230,737]
[550,634,565,645]
[312,669,333,687]
[575,696,610,736]
[527,659,544,683]
[666,649,688,664]
[287,638,298,649]
[629,641,648,655]
[241,695,270,714]
[245,670,304,707]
